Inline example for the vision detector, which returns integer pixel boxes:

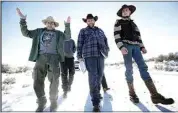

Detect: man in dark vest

[114,4,174,105]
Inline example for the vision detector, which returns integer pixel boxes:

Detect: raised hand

[64,16,71,24]
[16,8,26,19]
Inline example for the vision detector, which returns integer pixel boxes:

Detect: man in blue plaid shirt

[77,14,109,112]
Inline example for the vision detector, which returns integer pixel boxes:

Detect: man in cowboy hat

[77,14,109,112]
[16,8,71,112]
[114,4,174,104]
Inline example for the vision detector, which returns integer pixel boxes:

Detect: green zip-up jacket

[19,19,71,62]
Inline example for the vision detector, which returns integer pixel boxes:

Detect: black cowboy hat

[82,14,98,23]
[117,4,136,17]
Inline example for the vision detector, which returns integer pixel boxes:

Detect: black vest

[119,19,139,41]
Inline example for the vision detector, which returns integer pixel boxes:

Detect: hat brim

[42,19,59,27]
[117,5,136,17]
[82,16,98,23]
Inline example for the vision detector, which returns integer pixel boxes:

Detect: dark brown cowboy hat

[82,14,98,23]
[117,4,136,17]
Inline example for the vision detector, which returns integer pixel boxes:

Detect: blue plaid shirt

[77,26,109,59]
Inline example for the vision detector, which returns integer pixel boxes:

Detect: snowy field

[2,62,178,112]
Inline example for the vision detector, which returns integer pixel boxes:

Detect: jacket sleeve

[77,29,84,59]
[64,23,71,40]
[99,28,110,51]
[20,19,38,38]
[105,37,110,51]
[132,21,145,50]
[73,39,77,53]
[114,19,124,50]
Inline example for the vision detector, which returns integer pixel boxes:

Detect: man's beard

[87,23,95,27]
[47,27,55,30]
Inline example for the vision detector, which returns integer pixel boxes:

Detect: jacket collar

[43,27,56,32]
[86,26,98,30]
[121,17,132,21]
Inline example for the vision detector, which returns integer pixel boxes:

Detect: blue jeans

[84,56,104,106]
[123,44,151,83]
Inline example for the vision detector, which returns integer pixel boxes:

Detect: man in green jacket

[16,8,71,112]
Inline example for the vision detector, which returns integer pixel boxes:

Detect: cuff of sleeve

[140,47,145,50]
[119,45,124,50]
[77,56,82,59]
[20,18,26,21]
[65,23,70,27]
[20,18,26,25]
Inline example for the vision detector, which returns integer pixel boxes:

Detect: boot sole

[93,106,101,112]
[92,109,101,112]
[153,100,174,105]
[152,98,174,105]
[35,105,46,112]
[50,108,58,112]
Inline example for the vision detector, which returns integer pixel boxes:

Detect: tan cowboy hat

[42,16,59,27]
[117,4,136,17]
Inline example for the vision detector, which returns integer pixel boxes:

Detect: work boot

[36,97,47,112]
[144,79,174,105]
[63,91,67,98]
[93,105,100,112]
[50,100,58,112]
[103,88,110,92]
[127,82,139,103]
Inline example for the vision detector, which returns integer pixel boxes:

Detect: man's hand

[78,58,84,62]
[16,8,26,19]
[141,48,147,54]
[121,47,128,55]
[64,16,71,24]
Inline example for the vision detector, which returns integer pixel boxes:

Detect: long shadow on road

[84,94,93,112]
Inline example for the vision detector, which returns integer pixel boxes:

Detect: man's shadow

[155,105,174,112]
[43,95,66,112]
[133,101,150,112]
[101,92,113,112]
[84,92,113,112]
[84,94,93,112]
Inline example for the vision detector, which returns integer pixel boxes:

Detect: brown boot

[144,79,174,105]
[36,96,47,112]
[127,82,139,103]
[50,100,58,112]
[93,105,101,112]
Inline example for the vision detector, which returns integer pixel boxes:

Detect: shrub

[156,55,165,62]
[1,64,10,73]
[167,53,175,61]
[22,84,30,88]
[3,77,16,85]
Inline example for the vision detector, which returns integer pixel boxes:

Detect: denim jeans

[84,56,104,106]
[123,43,151,83]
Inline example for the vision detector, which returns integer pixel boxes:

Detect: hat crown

[42,16,59,27]
[86,14,94,19]
[46,16,55,21]
[122,4,128,8]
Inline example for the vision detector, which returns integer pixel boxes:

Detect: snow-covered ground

[2,63,178,112]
